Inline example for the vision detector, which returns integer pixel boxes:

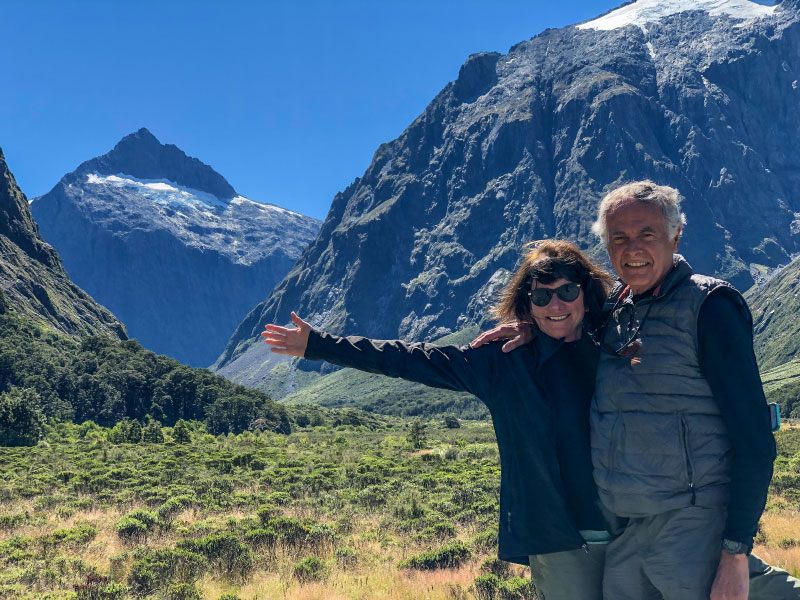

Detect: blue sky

[2,0,620,220]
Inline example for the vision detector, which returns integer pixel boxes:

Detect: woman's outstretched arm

[262,313,498,399]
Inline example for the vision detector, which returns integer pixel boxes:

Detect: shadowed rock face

[0,148,126,340]
[31,129,320,367]
[216,1,800,387]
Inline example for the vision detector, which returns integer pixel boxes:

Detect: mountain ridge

[215,0,800,390]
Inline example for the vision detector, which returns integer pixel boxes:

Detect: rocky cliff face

[31,129,320,367]
[0,148,126,339]
[217,0,800,388]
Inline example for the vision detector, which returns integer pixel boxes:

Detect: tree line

[0,293,291,445]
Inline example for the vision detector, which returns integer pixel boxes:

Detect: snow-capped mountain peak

[86,173,230,210]
[577,0,779,31]
[31,132,322,367]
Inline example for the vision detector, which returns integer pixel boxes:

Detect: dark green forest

[0,295,291,445]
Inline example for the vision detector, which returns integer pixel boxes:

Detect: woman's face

[530,277,585,342]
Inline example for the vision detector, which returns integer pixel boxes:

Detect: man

[589,181,780,599]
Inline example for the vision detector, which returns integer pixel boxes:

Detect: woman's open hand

[470,322,533,352]
[261,312,312,357]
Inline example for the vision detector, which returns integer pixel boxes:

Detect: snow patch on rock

[577,0,777,31]
[86,173,230,210]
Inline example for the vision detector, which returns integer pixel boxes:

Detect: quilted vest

[591,256,734,517]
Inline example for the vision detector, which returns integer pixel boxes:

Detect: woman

[262,240,615,599]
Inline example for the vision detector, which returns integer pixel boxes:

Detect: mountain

[0,147,125,340]
[31,129,321,367]
[748,253,800,371]
[216,0,800,395]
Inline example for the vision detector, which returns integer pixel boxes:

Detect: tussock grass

[1,421,798,598]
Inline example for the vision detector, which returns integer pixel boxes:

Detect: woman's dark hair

[492,240,614,332]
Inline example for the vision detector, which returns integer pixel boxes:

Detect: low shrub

[0,513,26,530]
[307,524,336,553]
[770,472,800,493]
[256,504,279,524]
[41,525,98,551]
[472,528,498,553]
[293,556,327,584]
[499,576,536,599]
[264,491,292,506]
[244,527,277,551]
[177,534,253,578]
[474,574,501,600]
[473,574,536,600]
[128,548,207,595]
[116,516,149,543]
[334,514,354,535]
[267,517,313,553]
[168,583,202,600]
[398,541,471,570]
[157,496,195,527]
[479,557,512,578]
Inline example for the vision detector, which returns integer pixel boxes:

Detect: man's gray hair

[591,180,687,244]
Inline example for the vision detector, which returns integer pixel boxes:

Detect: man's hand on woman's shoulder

[470,322,533,352]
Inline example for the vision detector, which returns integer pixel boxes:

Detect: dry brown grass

[755,510,800,577]
[201,562,484,600]
[3,501,484,600]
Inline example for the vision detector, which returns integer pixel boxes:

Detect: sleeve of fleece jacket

[698,289,777,549]
[304,329,496,405]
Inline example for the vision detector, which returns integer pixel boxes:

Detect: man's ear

[672,226,682,251]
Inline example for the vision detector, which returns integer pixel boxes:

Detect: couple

[262,181,798,599]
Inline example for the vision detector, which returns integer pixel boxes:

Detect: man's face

[605,199,680,295]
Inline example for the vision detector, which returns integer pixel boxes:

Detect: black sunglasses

[528,282,582,307]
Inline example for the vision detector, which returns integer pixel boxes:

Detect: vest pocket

[608,413,623,474]
[679,413,696,503]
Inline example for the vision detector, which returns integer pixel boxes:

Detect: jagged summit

[66,128,237,201]
[577,0,779,30]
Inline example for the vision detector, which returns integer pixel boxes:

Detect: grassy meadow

[1,419,800,600]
